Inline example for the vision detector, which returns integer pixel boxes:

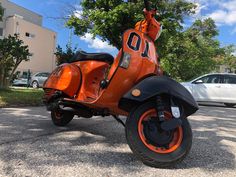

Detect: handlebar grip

[144,0,150,11]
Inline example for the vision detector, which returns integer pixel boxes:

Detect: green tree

[66,0,225,80]
[67,0,196,49]
[161,18,224,81]
[55,44,77,66]
[216,45,236,72]
[0,35,31,88]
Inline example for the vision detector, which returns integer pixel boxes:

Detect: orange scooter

[43,0,198,168]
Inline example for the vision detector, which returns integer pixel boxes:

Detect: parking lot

[0,106,235,177]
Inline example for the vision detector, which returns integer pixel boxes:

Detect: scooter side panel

[74,61,110,102]
[94,29,157,114]
[43,64,81,97]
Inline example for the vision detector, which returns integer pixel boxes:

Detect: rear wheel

[224,103,235,108]
[51,109,74,126]
[126,102,192,168]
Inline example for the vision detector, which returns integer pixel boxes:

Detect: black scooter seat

[71,51,114,65]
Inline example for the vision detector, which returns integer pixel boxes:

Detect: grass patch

[0,88,44,107]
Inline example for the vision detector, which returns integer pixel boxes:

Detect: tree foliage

[0,35,31,88]
[216,45,236,72]
[67,0,230,81]
[161,18,224,80]
[55,44,77,66]
[67,0,196,49]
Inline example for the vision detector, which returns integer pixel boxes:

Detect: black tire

[125,102,192,168]
[32,81,39,88]
[51,109,74,126]
[224,103,235,108]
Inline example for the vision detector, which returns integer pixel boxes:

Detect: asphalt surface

[0,105,235,177]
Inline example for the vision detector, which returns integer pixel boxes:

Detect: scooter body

[44,28,161,115]
[43,0,198,168]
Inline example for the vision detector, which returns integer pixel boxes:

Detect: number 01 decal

[127,32,141,51]
[127,32,149,58]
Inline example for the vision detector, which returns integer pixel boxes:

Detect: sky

[9,0,236,56]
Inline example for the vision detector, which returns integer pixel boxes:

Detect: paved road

[0,106,235,177]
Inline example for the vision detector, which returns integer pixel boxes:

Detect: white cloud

[73,5,83,18]
[208,10,228,24]
[74,10,82,18]
[206,0,236,26]
[194,2,208,16]
[208,10,236,26]
[222,0,236,11]
[80,33,116,52]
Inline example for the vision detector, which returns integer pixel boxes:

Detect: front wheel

[51,109,74,126]
[126,102,192,168]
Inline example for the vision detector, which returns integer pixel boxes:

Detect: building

[218,65,236,74]
[0,0,57,77]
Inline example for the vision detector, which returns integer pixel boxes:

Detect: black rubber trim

[119,76,199,116]
[70,51,114,65]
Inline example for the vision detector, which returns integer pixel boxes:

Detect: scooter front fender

[119,76,198,116]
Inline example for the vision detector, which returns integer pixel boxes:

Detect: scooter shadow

[1,108,234,172]
[66,114,236,171]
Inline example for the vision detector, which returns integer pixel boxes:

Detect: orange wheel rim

[138,109,183,154]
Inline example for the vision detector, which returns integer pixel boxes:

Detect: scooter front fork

[155,96,182,131]
[156,95,165,121]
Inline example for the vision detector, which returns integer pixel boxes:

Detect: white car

[181,73,236,107]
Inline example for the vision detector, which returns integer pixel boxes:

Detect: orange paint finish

[90,29,158,115]
[135,20,148,34]
[136,33,159,82]
[43,64,81,97]
[44,8,162,116]
[73,61,109,102]
[44,29,160,116]
[135,9,161,41]
[107,50,122,81]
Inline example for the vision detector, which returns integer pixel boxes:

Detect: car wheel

[126,101,192,168]
[224,103,235,108]
[32,81,39,88]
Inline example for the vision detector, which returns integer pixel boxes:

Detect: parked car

[12,77,28,87]
[181,73,236,107]
[30,72,50,88]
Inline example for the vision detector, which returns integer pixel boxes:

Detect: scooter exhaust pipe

[58,99,93,118]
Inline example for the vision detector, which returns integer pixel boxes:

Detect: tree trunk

[0,67,8,89]
[7,64,19,87]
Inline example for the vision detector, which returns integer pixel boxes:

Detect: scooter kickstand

[112,115,126,127]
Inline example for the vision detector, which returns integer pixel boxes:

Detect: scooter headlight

[120,52,131,69]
